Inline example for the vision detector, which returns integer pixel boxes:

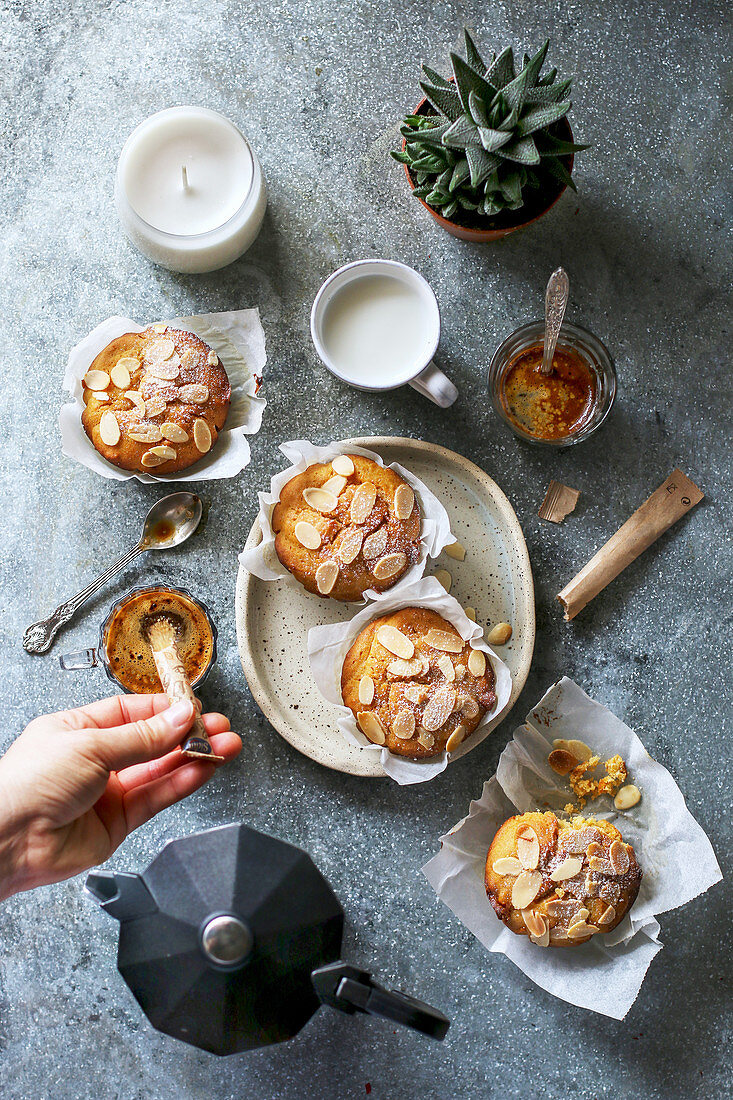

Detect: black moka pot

[86,824,449,1054]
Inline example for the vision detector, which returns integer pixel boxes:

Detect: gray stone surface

[0,0,730,1096]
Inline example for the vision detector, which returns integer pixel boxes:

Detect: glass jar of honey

[488,321,616,447]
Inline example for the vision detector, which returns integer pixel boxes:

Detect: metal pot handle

[311,962,449,1040]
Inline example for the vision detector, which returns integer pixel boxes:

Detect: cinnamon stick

[557,469,703,620]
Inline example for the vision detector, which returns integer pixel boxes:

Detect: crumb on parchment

[561,754,629,812]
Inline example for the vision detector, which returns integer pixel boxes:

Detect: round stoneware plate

[236,436,535,777]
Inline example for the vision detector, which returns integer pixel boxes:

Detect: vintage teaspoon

[23,492,203,655]
[540,266,570,375]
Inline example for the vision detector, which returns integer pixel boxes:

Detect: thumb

[92,698,195,771]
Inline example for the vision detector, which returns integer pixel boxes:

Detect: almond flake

[436,654,455,682]
[376,625,414,660]
[392,710,416,739]
[444,541,466,561]
[350,482,377,524]
[422,686,456,732]
[179,383,209,404]
[322,474,347,497]
[110,362,131,389]
[511,870,542,910]
[372,552,407,581]
[207,348,218,366]
[433,568,452,592]
[151,323,167,334]
[516,827,540,870]
[358,676,375,705]
[423,628,463,653]
[315,560,339,595]
[457,694,480,719]
[331,454,354,476]
[588,856,615,875]
[553,738,593,763]
[160,421,189,443]
[143,397,168,418]
[126,390,146,413]
[586,842,604,858]
[548,748,578,775]
[128,423,164,443]
[303,487,338,514]
[141,449,165,467]
[492,856,522,876]
[597,904,616,925]
[83,369,110,391]
[467,648,486,677]
[567,920,600,940]
[403,684,427,704]
[357,710,386,745]
[294,520,321,550]
[487,622,512,646]
[454,663,466,680]
[417,728,434,749]
[99,410,120,446]
[146,360,180,381]
[149,445,176,460]
[521,909,546,938]
[530,923,550,948]
[550,856,583,882]
[336,526,364,564]
[608,840,630,875]
[147,336,175,362]
[362,527,388,560]
[464,607,476,621]
[614,784,641,810]
[445,723,466,752]
[387,654,428,679]
[94,392,110,403]
[193,418,212,454]
[393,483,415,520]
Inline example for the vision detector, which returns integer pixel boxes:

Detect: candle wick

[181,165,190,192]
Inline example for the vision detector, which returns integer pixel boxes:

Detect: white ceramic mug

[310,259,458,407]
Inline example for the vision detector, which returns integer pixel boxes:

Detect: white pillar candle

[115,106,266,274]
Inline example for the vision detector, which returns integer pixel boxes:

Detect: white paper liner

[238,439,454,599]
[59,310,267,482]
[422,677,723,1018]
[307,576,512,785]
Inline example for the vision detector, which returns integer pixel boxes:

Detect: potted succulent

[391,31,587,242]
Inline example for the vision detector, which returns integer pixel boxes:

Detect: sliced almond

[423,628,463,653]
[516,827,540,870]
[110,362,131,389]
[372,552,407,581]
[492,856,522,876]
[98,410,120,446]
[614,784,641,810]
[126,389,146,413]
[146,336,175,361]
[387,654,428,679]
[436,654,455,682]
[362,527,388,560]
[358,675,375,705]
[357,710,386,745]
[193,418,212,454]
[160,421,189,443]
[322,474,347,497]
[608,840,630,876]
[445,723,466,752]
[422,686,456,732]
[83,369,110,391]
[457,694,480,719]
[141,448,165,467]
[467,648,486,677]
[550,856,583,882]
[487,622,512,646]
[521,909,546,937]
[530,922,550,948]
[336,526,364,564]
[511,870,542,910]
[393,483,415,520]
[598,904,616,926]
[146,360,180,381]
[350,482,377,524]
[464,607,476,621]
[94,392,110,403]
[376,625,414,660]
[149,445,176,460]
[553,738,594,763]
[207,348,219,366]
[568,907,589,925]
[315,560,339,595]
[586,842,604,858]
[303,487,338,514]
[294,520,322,550]
[392,710,416,739]
[433,568,452,592]
[143,396,168,418]
[178,383,210,404]
[151,323,167,334]
[417,728,434,749]
[331,454,354,476]
[444,541,466,561]
[128,423,164,444]
[548,748,579,775]
[567,920,600,940]
[454,663,466,680]
[588,856,615,875]
[403,684,428,704]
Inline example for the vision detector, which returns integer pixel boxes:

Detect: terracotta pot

[402,98,575,242]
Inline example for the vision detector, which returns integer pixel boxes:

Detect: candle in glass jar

[115,107,266,274]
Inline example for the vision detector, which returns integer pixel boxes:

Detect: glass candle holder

[488,320,616,447]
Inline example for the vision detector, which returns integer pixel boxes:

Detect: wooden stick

[557,469,704,620]
[146,618,224,763]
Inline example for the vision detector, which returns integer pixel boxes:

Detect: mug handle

[59,648,99,671]
[408,361,458,408]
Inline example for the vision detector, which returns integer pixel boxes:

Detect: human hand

[0,693,241,901]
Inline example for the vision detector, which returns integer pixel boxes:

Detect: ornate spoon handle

[540,267,570,375]
[23,544,146,654]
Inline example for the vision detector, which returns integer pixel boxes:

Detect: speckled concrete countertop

[0,1,729,1097]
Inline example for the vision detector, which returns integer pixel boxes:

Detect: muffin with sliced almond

[272,454,421,601]
[341,606,497,758]
[81,325,230,474]
[485,811,642,947]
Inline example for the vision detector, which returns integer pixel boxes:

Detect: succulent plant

[392,31,587,222]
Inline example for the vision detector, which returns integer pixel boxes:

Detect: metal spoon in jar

[23,492,203,654]
[540,267,570,375]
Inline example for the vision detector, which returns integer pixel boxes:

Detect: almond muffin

[81,325,231,474]
[485,811,642,947]
[341,606,497,758]
[272,454,421,601]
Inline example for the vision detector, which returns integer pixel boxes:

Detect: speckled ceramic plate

[235,437,535,777]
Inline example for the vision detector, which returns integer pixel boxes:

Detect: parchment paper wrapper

[239,440,454,599]
[59,310,267,483]
[307,576,512,785]
[423,677,722,1018]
